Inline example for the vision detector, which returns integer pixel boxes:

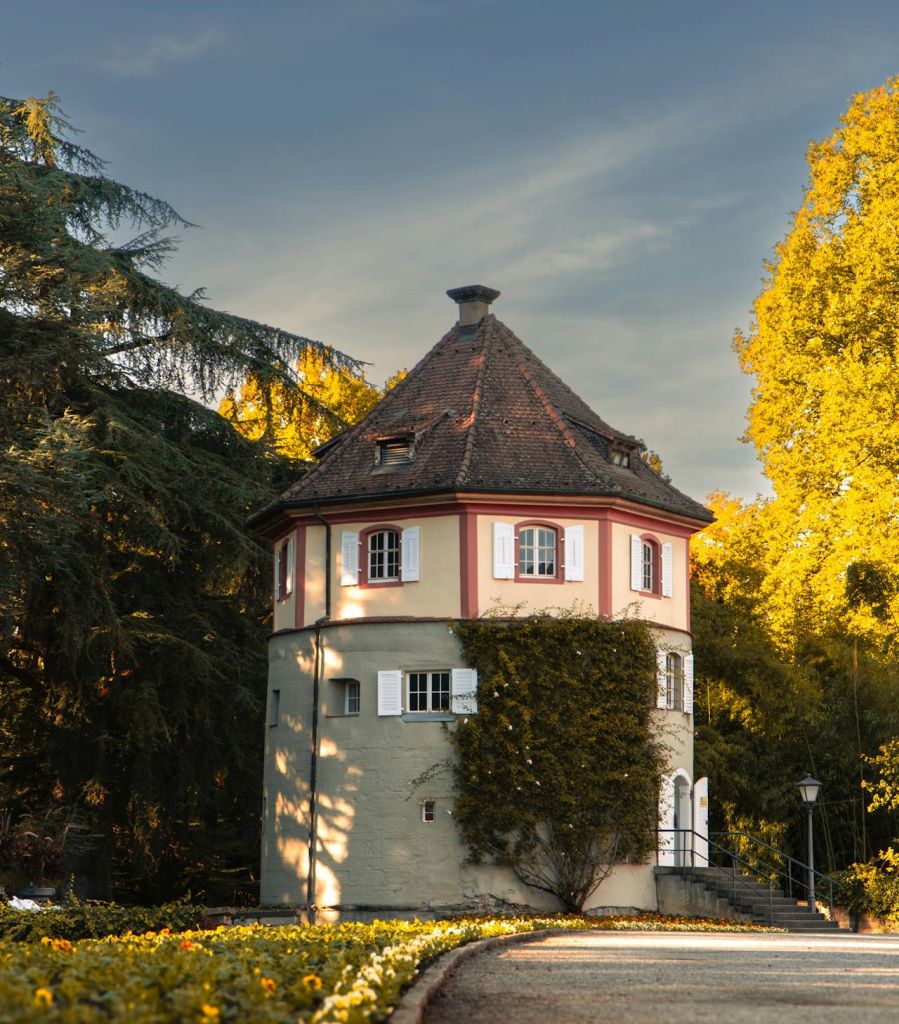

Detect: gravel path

[422,931,899,1024]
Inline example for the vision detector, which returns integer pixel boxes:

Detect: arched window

[665,652,683,710]
[367,528,400,582]
[517,525,557,578]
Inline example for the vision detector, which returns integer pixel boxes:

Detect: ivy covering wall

[451,613,665,911]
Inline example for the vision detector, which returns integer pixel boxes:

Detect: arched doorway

[673,774,691,866]
[658,769,693,866]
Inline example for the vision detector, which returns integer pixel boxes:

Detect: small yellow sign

[700,797,708,808]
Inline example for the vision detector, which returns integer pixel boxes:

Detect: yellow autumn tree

[735,77,899,647]
[220,349,405,460]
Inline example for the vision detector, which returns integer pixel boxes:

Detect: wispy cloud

[102,29,224,79]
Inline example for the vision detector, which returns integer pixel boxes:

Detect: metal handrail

[709,830,844,918]
[656,828,843,921]
[711,831,844,893]
[656,829,780,925]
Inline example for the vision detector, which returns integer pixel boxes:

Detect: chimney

[446,284,500,326]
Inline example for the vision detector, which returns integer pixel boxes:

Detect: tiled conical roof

[254,311,713,524]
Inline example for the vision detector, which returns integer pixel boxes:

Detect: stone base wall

[261,619,691,914]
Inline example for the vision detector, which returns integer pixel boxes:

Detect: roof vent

[376,436,414,467]
[446,284,500,326]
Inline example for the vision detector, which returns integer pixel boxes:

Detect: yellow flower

[33,988,53,1007]
[303,973,322,989]
[260,976,276,995]
[200,1004,220,1021]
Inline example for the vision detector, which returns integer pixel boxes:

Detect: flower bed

[0,896,203,942]
[0,913,776,1022]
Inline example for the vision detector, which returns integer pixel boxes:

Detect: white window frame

[421,800,436,823]
[407,670,451,713]
[518,525,557,578]
[368,529,400,582]
[665,653,683,711]
[641,540,654,592]
[345,680,361,715]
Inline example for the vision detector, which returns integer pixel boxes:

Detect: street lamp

[797,776,821,914]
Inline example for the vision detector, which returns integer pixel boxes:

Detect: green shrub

[836,861,899,921]
[0,895,203,941]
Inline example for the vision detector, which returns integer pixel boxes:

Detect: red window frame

[639,534,662,598]
[514,520,564,585]
[360,524,404,589]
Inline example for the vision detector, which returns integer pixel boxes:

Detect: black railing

[656,829,844,922]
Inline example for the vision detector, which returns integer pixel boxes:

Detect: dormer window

[376,436,414,467]
[611,449,630,469]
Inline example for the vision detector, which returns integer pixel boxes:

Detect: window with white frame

[665,653,683,711]
[641,540,655,592]
[275,535,295,602]
[345,680,361,715]
[368,529,400,582]
[421,800,436,822]
[518,526,557,577]
[630,533,673,597]
[407,671,451,713]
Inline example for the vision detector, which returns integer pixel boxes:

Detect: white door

[693,777,709,866]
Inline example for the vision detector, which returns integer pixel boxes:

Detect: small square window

[345,680,360,715]
[611,449,630,469]
[421,801,436,823]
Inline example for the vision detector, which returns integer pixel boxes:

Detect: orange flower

[260,977,276,995]
[303,974,322,989]
[181,939,193,950]
[33,988,53,1007]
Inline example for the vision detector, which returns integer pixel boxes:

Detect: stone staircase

[656,865,848,933]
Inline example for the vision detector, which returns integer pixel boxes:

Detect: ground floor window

[665,653,684,711]
[407,671,450,712]
[421,801,436,822]
[345,680,360,715]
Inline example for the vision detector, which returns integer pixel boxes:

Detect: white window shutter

[630,534,643,591]
[564,525,585,581]
[493,522,515,579]
[451,668,478,715]
[661,542,673,597]
[683,654,694,715]
[285,537,295,596]
[401,526,420,582]
[274,544,282,599]
[340,531,359,587]
[656,648,668,710]
[377,670,403,716]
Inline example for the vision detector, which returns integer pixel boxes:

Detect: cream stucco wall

[295,516,461,627]
[476,515,600,616]
[609,522,690,631]
[273,585,297,634]
[261,619,693,913]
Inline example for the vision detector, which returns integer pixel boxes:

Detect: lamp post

[797,776,821,914]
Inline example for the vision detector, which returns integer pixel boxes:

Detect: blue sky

[6,1,899,502]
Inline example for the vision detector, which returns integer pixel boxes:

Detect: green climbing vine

[451,612,665,912]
